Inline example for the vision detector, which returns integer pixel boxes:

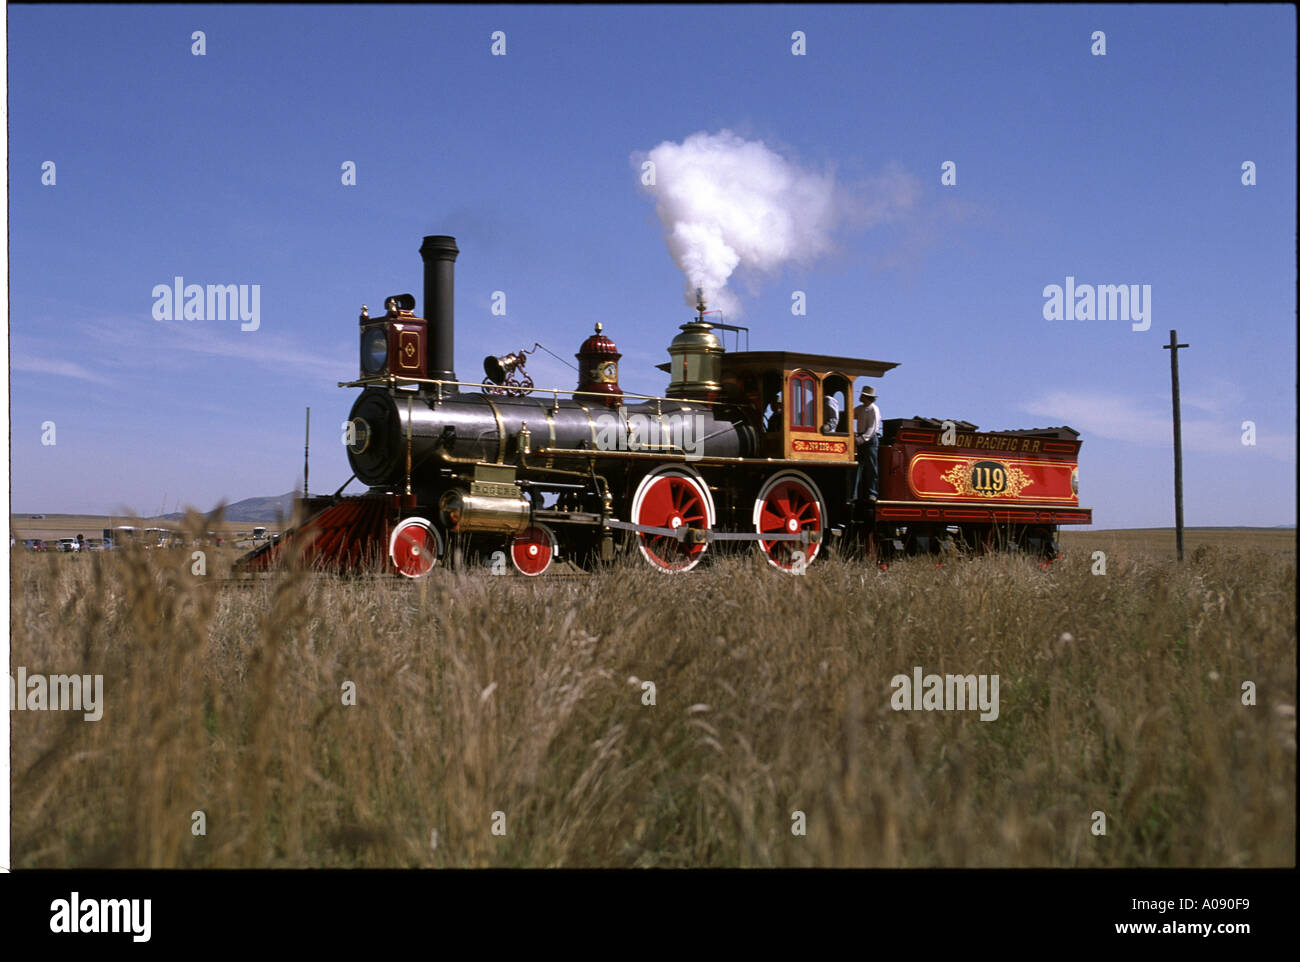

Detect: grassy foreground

[9,532,1295,868]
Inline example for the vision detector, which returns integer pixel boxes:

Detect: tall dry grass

[9,529,1295,867]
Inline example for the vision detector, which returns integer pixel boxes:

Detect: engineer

[854,385,882,503]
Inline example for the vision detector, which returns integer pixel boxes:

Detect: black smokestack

[419,235,459,387]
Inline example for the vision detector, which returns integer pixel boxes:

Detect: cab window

[789,371,816,431]
[822,374,851,434]
[761,371,783,432]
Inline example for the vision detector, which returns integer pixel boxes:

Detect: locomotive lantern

[359,294,426,379]
[574,323,623,406]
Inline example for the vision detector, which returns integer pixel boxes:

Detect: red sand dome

[575,323,623,406]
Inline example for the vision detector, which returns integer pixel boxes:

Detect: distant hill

[159,492,298,523]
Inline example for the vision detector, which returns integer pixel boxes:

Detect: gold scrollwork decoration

[940,460,1034,498]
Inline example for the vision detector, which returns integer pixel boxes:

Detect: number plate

[471,481,521,499]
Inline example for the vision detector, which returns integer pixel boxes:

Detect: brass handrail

[336,374,731,407]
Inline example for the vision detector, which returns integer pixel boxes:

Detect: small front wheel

[389,517,443,578]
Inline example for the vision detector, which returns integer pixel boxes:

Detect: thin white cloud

[50,314,347,383]
[10,356,116,386]
[1023,390,1295,461]
[1179,376,1247,416]
[155,322,343,380]
[1024,391,1166,444]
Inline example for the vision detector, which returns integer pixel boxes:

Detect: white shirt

[854,402,880,443]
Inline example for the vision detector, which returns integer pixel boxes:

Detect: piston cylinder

[439,489,531,534]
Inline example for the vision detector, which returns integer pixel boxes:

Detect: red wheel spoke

[642,484,674,518]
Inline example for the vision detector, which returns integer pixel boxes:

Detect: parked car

[22,539,48,552]
[85,538,110,551]
[57,538,81,552]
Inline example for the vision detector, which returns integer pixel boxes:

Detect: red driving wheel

[753,472,825,572]
[630,468,714,573]
[388,517,442,579]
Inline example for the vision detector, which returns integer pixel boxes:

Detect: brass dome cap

[668,320,723,353]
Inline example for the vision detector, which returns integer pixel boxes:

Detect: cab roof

[656,351,900,378]
[723,351,899,378]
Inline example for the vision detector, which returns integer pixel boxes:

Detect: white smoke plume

[637,130,843,317]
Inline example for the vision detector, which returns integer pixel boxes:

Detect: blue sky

[6,4,1296,526]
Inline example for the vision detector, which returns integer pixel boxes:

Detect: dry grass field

[8,524,1295,868]
[1061,526,1295,562]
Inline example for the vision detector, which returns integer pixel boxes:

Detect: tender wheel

[753,471,825,572]
[389,516,442,579]
[509,524,558,576]
[630,467,715,573]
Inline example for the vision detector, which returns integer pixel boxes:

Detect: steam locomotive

[245,234,1091,577]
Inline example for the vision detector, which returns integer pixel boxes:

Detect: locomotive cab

[718,352,898,462]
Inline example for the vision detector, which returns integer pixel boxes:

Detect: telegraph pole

[1163,330,1189,561]
[302,405,310,499]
